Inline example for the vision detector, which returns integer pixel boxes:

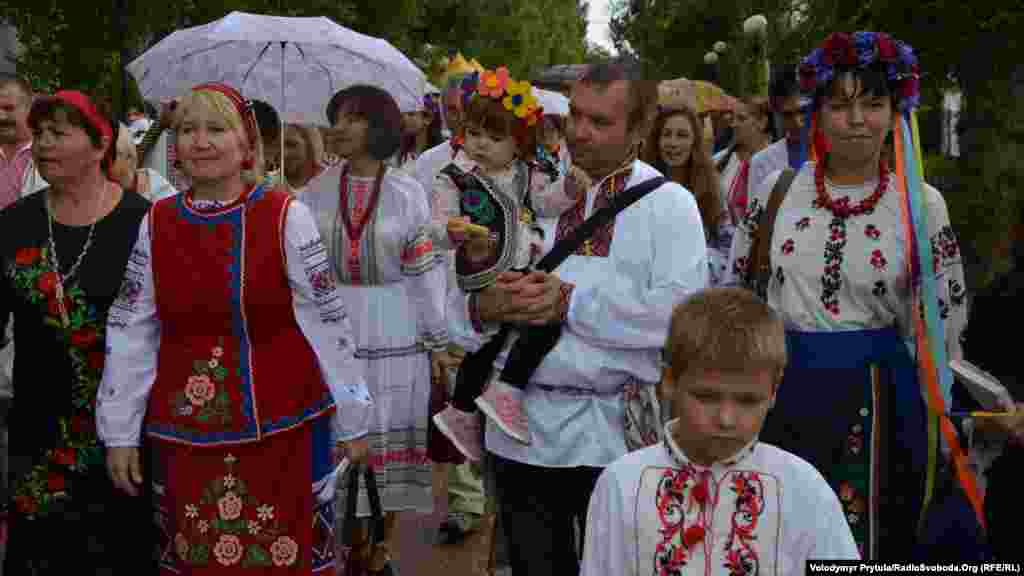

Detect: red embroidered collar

[814,159,890,219]
[338,162,386,244]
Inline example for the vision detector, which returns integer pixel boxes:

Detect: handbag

[748,168,797,299]
[336,463,385,576]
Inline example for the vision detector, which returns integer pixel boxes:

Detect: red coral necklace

[814,159,889,219]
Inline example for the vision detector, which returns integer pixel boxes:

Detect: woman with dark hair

[394,95,444,175]
[643,105,726,284]
[728,32,981,560]
[1,90,155,573]
[299,85,448,574]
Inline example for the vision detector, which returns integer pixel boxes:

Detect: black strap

[342,463,385,573]
[536,175,667,273]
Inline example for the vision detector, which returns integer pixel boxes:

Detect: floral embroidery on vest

[172,339,232,424]
[7,245,106,518]
[174,453,302,568]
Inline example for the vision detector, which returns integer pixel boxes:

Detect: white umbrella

[534,88,570,117]
[128,11,426,127]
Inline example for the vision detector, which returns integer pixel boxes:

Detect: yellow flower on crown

[503,80,538,119]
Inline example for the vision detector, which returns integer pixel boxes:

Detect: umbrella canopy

[534,88,569,116]
[128,11,426,126]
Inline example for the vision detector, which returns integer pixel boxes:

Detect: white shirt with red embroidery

[725,161,967,364]
[447,160,709,468]
[581,419,859,576]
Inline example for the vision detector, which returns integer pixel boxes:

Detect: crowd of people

[0,27,1022,576]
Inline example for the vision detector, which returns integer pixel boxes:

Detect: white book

[949,359,1015,411]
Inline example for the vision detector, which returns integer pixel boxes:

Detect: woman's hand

[107,447,143,497]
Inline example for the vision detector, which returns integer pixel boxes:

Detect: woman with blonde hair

[282,123,325,194]
[643,105,727,284]
[98,82,373,574]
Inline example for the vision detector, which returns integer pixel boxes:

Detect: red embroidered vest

[146,186,334,446]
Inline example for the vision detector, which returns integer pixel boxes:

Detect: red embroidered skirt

[153,417,336,574]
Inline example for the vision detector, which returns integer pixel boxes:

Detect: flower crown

[799,32,920,112]
[460,66,544,128]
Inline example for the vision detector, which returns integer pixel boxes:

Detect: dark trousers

[492,454,602,576]
[452,324,563,412]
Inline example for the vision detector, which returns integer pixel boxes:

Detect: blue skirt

[761,328,987,560]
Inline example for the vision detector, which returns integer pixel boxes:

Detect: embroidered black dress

[1,189,156,574]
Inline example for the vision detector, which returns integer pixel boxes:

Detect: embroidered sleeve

[427,170,461,250]
[283,201,373,441]
[97,214,161,447]
[402,182,449,352]
[529,168,576,218]
[580,467,630,576]
[725,169,777,288]
[925,186,967,364]
[568,181,708,349]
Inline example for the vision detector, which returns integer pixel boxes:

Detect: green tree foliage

[1,0,588,110]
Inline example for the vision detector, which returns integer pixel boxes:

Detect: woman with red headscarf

[0,90,155,573]
[97,82,373,574]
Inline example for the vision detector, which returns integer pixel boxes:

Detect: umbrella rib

[241,42,275,87]
[293,44,336,100]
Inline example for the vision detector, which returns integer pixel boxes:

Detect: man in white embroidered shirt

[449,59,708,575]
[581,288,858,575]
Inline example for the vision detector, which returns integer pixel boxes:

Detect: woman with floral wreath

[727,31,985,559]
[1,90,155,573]
[97,82,373,574]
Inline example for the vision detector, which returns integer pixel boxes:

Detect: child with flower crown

[430,66,581,460]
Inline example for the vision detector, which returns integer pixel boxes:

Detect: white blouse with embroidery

[725,162,967,362]
[96,198,374,446]
[581,419,859,576]
[448,160,709,468]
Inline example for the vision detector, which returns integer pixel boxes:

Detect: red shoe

[476,380,531,444]
[432,405,482,462]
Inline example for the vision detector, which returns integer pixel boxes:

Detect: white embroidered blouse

[448,160,709,468]
[726,162,967,362]
[96,195,374,446]
[580,419,859,576]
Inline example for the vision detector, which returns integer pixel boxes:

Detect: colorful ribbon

[894,111,985,530]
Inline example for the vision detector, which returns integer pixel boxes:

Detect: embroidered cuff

[558,282,576,323]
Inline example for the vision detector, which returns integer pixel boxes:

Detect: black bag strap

[341,463,385,574]
[536,175,667,273]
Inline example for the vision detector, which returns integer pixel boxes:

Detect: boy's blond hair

[664,287,786,380]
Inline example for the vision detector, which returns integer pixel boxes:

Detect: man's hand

[499,271,567,326]
[107,447,143,497]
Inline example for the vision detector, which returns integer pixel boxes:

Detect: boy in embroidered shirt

[581,287,859,575]
[431,66,580,458]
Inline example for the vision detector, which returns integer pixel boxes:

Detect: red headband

[191,82,259,147]
[29,90,113,143]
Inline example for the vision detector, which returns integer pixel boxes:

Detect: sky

[586,0,617,53]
